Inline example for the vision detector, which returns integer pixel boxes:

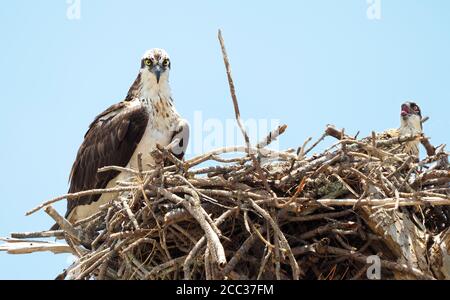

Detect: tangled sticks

[1,31,450,280]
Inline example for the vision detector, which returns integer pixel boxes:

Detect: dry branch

[1,30,449,280]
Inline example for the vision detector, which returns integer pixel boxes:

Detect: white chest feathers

[399,115,422,137]
[127,96,180,171]
[399,115,423,156]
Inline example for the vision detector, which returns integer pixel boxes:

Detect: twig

[120,196,140,230]
[44,206,86,244]
[0,241,73,254]
[11,230,65,239]
[183,209,237,279]
[256,124,288,149]
[27,186,137,216]
[218,29,273,195]
[158,188,227,268]
[247,199,301,279]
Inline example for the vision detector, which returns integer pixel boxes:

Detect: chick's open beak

[401,104,410,117]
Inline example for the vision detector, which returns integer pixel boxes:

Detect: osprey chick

[399,101,423,155]
[52,49,189,229]
[369,101,423,156]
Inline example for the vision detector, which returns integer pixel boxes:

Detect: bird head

[400,101,422,132]
[141,48,171,84]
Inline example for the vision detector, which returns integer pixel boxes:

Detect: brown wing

[65,101,149,218]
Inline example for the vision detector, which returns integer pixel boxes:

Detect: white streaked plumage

[56,49,189,227]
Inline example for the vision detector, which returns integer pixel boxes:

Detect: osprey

[367,101,423,156]
[52,49,189,229]
[398,101,423,155]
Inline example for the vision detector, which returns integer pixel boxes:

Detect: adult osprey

[52,49,189,229]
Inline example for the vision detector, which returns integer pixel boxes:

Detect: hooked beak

[152,65,162,83]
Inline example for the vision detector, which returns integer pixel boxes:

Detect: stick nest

[4,124,449,280]
[1,31,449,280]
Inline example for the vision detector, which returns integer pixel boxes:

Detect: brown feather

[65,101,149,219]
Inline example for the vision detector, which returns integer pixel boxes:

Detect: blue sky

[0,0,449,279]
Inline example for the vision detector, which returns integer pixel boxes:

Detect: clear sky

[0,0,449,279]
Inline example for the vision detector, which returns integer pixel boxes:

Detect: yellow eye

[144,59,152,66]
[163,59,170,67]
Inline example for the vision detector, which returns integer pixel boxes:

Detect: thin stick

[256,125,288,149]
[183,209,237,279]
[27,186,137,216]
[218,29,273,194]
[11,230,65,239]
[158,188,227,268]
[304,132,327,156]
[248,199,301,279]
[44,206,85,244]
[0,241,73,255]
[120,197,140,230]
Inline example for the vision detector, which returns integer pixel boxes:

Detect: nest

[1,123,448,280]
[1,31,449,280]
